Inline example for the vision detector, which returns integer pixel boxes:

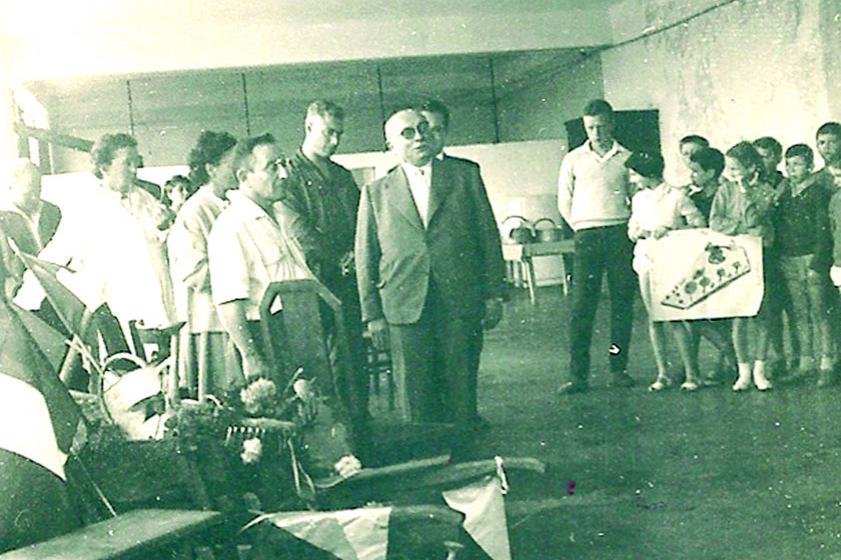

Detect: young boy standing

[775,144,833,384]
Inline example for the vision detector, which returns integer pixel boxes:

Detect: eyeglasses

[398,121,431,139]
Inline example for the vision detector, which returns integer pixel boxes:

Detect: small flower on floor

[241,437,262,464]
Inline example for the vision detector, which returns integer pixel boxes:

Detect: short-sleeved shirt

[628,183,705,241]
[209,191,312,320]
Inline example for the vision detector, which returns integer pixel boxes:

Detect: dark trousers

[569,224,635,382]
[322,278,370,422]
[388,284,482,425]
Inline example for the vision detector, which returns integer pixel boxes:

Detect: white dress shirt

[402,162,432,226]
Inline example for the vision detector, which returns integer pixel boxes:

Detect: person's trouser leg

[604,225,635,375]
[568,228,606,384]
[388,306,440,423]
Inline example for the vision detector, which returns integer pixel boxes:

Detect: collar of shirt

[401,161,432,180]
[790,174,818,198]
[227,190,277,223]
[200,184,229,209]
[435,152,445,161]
[585,140,621,163]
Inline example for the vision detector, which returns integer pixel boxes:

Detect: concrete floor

[475,287,841,559]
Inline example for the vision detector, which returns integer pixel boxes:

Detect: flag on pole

[0,299,80,480]
[247,507,392,560]
[443,475,512,560]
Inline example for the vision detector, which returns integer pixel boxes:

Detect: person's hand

[340,251,355,277]
[482,298,504,330]
[242,351,270,380]
[831,265,841,287]
[651,227,669,240]
[368,318,389,351]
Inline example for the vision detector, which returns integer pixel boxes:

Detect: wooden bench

[0,509,224,560]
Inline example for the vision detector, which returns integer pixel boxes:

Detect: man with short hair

[557,99,636,394]
[0,159,62,300]
[355,108,505,430]
[278,99,370,429]
[208,134,312,380]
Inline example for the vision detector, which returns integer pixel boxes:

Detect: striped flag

[0,299,80,480]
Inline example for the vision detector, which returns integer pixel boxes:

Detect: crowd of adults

[1,99,506,442]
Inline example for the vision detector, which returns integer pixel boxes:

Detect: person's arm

[216,299,268,379]
[354,183,388,348]
[167,212,211,292]
[557,153,576,230]
[709,183,740,235]
[278,172,333,266]
[812,188,834,273]
[208,223,267,379]
[679,194,707,229]
[467,163,506,329]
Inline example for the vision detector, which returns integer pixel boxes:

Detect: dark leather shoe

[611,373,635,388]
[557,381,589,395]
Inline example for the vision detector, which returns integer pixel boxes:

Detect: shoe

[817,369,834,388]
[680,380,699,392]
[611,373,635,388]
[732,374,751,391]
[557,381,589,395]
[648,377,671,392]
[753,369,773,392]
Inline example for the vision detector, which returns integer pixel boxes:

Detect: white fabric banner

[637,229,764,322]
[443,476,512,560]
[0,372,67,480]
[255,506,392,560]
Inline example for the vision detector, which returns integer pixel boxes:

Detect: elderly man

[208,133,312,380]
[355,108,505,430]
[419,99,496,428]
[557,99,635,394]
[0,159,61,300]
[278,100,369,424]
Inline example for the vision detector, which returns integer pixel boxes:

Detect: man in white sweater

[557,99,635,394]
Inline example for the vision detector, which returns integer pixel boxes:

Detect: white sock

[820,355,834,371]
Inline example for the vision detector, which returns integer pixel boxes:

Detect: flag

[248,507,392,560]
[16,252,91,336]
[0,298,80,480]
[443,476,512,560]
[16,252,130,357]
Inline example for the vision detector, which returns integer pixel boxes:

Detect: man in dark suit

[0,159,62,300]
[355,108,505,430]
[420,99,496,429]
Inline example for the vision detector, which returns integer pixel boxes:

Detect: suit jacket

[0,201,61,299]
[355,156,504,325]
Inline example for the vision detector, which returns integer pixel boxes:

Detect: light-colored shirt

[30,181,176,328]
[167,185,228,332]
[402,162,432,226]
[628,183,705,241]
[209,190,312,321]
[557,141,632,231]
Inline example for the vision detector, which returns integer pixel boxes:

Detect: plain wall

[602,0,839,185]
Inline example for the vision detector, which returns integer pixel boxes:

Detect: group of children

[628,122,841,393]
